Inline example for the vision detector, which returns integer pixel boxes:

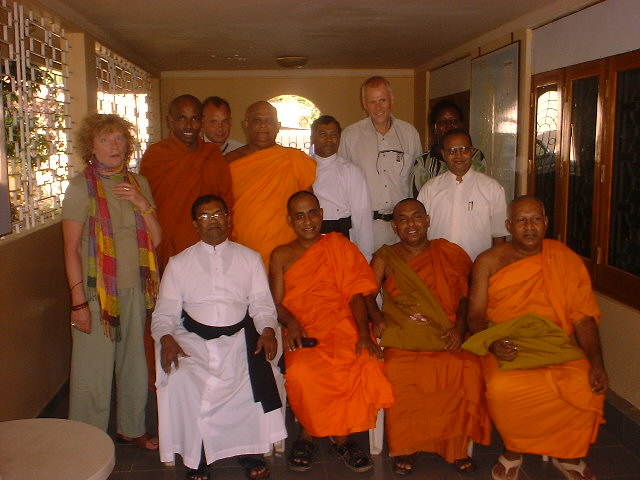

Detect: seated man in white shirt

[202,96,244,154]
[311,115,374,261]
[151,194,286,480]
[417,129,508,261]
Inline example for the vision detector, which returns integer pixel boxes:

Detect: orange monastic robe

[283,233,394,437]
[381,239,491,461]
[230,145,315,268]
[482,239,604,458]
[140,135,233,270]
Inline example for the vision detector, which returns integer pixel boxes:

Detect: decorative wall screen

[95,43,152,171]
[0,0,70,234]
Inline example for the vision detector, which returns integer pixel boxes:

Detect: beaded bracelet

[141,205,155,216]
[71,301,89,311]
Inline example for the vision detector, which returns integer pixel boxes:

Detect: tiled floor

[43,388,640,479]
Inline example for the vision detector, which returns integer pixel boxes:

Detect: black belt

[373,211,393,222]
[321,216,352,239]
[182,310,282,413]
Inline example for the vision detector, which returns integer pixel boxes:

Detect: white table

[0,418,115,480]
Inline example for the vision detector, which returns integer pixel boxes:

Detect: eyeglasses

[444,146,473,156]
[435,118,462,128]
[197,212,228,222]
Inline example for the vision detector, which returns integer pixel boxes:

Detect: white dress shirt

[152,239,277,340]
[417,169,508,261]
[312,152,374,261]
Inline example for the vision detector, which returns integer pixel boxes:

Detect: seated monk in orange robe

[467,196,607,480]
[366,199,491,475]
[140,94,233,270]
[270,192,393,474]
[227,101,315,268]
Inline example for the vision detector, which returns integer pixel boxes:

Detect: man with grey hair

[339,76,422,250]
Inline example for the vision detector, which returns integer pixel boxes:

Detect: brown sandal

[116,433,159,450]
[392,454,416,475]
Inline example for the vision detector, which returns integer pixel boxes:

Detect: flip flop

[116,433,159,450]
[392,454,416,475]
[237,456,270,480]
[551,458,596,480]
[491,454,523,480]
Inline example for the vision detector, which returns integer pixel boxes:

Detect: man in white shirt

[202,96,244,154]
[417,129,507,261]
[311,115,374,261]
[152,194,286,480]
[339,76,422,251]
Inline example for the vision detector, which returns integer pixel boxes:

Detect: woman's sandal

[492,454,523,480]
[237,456,270,480]
[392,454,416,475]
[329,440,373,473]
[287,439,316,472]
[116,433,159,450]
[451,456,478,473]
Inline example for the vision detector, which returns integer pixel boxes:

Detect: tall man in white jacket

[151,194,286,480]
[339,76,422,250]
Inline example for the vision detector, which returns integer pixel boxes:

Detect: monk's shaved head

[287,190,319,214]
[168,94,202,118]
[243,100,280,150]
[508,195,546,219]
[393,198,426,218]
[245,101,277,120]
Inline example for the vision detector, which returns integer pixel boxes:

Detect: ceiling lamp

[276,56,309,68]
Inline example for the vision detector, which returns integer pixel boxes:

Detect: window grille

[95,43,151,171]
[0,0,70,234]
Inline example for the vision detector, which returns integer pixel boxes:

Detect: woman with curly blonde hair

[62,113,161,449]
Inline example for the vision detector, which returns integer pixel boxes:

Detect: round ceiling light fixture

[276,56,309,68]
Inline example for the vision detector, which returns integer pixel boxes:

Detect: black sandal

[287,439,316,471]
[237,456,270,480]
[185,463,209,480]
[329,440,373,473]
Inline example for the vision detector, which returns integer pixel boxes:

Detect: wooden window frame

[528,49,640,310]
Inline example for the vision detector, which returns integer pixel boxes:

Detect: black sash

[321,216,352,239]
[182,310,282,413]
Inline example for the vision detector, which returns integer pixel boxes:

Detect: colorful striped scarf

[85,160,159,341]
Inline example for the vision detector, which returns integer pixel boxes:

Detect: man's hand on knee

[160,334,189,373]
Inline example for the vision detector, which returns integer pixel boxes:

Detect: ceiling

[37,0,587,75]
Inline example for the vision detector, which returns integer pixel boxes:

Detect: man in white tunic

[311,115,374,261]
[417,129,508,261]
[339,76,422,251]
[152,194,286,480]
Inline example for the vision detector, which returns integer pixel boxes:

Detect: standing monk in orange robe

[140,94,233,271]
[139,94,233,388]
[226,101,316,268]
[269,191,394,474]
[467,196,607,480]
[366,199,491,475]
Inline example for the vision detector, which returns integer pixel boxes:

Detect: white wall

[532,0,640,74]
[429,57,471,99]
